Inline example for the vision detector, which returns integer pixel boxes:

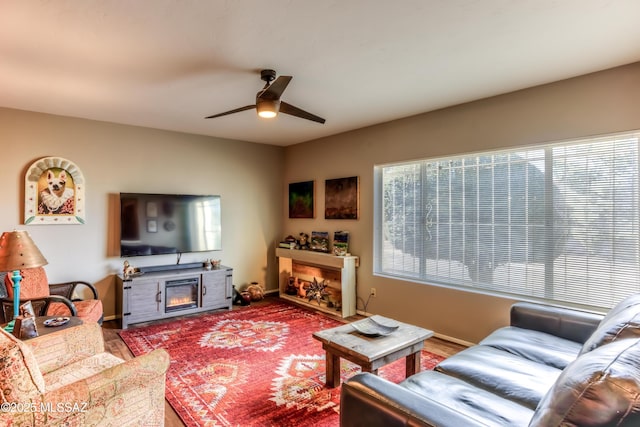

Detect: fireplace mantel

[276,248,358,318]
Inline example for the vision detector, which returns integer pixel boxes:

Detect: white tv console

[116,265,233,329]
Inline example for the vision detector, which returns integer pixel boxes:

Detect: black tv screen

[120,193,221,257]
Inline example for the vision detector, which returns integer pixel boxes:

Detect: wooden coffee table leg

[405,350,421,377]
[325,351,341,388]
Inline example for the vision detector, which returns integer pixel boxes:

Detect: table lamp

[0,230,48,332]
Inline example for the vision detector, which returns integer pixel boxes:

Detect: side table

[5,316,84,340]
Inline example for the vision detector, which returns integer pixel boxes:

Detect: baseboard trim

[355,310,473,347]
[432,332,474,347]
[103,314,118,322]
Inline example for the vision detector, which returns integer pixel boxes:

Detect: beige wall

[283,62,640,344]
[0,108,284,320]
[3,62,639,342]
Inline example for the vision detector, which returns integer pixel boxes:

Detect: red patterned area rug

[119,300,443,427]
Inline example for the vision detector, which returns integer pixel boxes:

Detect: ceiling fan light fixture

[257,99,280,119]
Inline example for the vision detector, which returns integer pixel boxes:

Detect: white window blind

[374,132,640,310]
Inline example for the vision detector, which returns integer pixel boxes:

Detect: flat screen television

[119,193,221,257]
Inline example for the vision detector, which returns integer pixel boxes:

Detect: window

[374,131,640,310]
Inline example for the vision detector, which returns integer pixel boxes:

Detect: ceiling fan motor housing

[260,69,277,83]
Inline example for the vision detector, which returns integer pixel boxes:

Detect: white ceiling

[2,1,640,146]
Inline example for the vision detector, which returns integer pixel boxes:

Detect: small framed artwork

[147,220,158,233]
[325,176,359,219]
[146,201,158,218]
[289,180,315,219]
[24,157,86,225]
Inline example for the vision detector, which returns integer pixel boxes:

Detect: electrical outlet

[370,288,377,297]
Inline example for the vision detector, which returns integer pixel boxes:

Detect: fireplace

[165,277,199,313]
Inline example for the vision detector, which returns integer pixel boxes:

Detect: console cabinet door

[201,269,231,310]
[125,278,163,325]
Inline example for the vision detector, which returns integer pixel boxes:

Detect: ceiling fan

[204,69,326,124]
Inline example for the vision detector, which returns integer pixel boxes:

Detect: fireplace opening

[165,277,199,313]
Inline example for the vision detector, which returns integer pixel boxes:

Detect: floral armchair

[0,322,169,426]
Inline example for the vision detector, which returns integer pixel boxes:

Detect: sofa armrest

[340,373,488,427]
[41,348,170,424]
[26,322,105,374]
[510,302,603,343]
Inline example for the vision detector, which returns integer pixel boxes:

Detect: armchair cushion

[47,299,103,323]
[4,268,50,299]
[4,267,103,324]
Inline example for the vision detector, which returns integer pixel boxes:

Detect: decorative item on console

[279,235,298,249]
[123,260,139,278]
[202,259,221,271]
[298,232,310,250]
[324,286,342,310]
[285,277,298,295]
[333,231,349,256]
[306,277,327,305]
[295,278,308,298]
[288,275,342,311]
[310,231,330,252]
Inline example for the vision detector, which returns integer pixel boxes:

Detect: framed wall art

[24,157,85,225]
[147,220,158,233]
[289,180,315,219]
[325,176,359,220]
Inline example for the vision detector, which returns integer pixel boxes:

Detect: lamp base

[3,319,15,333]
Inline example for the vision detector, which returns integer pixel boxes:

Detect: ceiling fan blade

[205,105,255,119]
[260,76,292,100]
[280,101,326,124]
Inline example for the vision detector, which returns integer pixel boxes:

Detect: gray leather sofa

[340,294,640,426]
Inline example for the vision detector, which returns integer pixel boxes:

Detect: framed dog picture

[24,157,86,225]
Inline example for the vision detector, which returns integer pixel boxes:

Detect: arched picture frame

[24,157,85,225]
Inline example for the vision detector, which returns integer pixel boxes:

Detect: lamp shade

[0,230,48,272]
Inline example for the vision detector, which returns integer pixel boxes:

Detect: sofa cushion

[530,338,640,427]
[480,326,581,369]
[401,370,534,426]
[435,345,561,409]
[580,294,640,355]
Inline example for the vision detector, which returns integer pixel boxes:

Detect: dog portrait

[38,168,75,215]
[24,157,85,225]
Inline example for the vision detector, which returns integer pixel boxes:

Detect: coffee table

[312,315,433,388]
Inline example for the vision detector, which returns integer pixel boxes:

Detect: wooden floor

[102,296,466,427]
